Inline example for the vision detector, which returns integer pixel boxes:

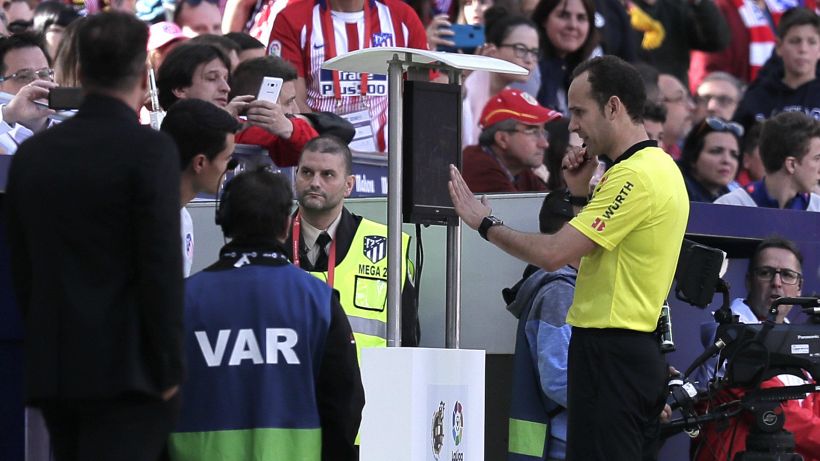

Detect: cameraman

[692,237,820,461]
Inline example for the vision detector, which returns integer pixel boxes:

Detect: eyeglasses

[695,94,736,108]
[498,43,540,61]
[0,67,54,84]
[505,126,549,139]
[699,116,744,138]
[751,266,802,285]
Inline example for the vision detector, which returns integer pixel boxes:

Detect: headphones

[214,158,239,237]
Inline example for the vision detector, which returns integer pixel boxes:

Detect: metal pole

[445,225,461,348]
[445,69,462,350]
[386,54,403,347]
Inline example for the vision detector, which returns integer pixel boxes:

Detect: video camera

[661,238,820,460]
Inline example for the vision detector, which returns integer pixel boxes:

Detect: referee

[449,55,689,460]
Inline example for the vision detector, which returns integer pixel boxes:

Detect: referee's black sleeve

[317,294,364,461]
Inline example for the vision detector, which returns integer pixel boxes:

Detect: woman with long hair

[531,0,598,113]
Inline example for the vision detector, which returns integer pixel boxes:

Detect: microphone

[684,328,738,379]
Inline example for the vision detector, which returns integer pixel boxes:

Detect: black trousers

[38,393,180,461]
[566,327,667,461]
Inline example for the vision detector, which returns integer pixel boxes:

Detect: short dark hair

[230,55,298,99]
[156,43,231,110]
[759,111,820,173]
[189,33,241,55]
[642,101,667,124]
[220,167,293,240]
[0,32,50,75]
[78,12,148,92]
[300,135,353,175]
[161,98,240,170]
[748,236,803,275]
[224,32,265,51]
[776,7,819,39]
[572,56,646,123]
[742,122,763,155]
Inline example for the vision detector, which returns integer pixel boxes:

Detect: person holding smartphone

[0,32,57,156]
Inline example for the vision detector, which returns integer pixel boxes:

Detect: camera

[662,296,820,460]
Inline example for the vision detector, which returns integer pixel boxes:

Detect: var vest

[508,285,565,460]
[307,218,410,358]
[170,258,332,461]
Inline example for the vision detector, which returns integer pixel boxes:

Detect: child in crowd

[732,7,820,132]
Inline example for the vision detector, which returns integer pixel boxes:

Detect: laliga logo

[431,401,445,460]
[452,401,464,446]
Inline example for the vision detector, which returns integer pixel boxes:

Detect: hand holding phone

[256,77,283,104]
[48,87,84,110]
[436,24,485,52]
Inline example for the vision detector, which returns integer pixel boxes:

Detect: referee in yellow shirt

[449,56,689,460]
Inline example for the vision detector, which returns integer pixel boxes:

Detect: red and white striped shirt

[268,0,428,152]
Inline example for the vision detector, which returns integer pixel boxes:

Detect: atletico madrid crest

[363,235,386,264]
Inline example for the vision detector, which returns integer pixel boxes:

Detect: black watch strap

[478,215,503,241]
[566,192,589,207]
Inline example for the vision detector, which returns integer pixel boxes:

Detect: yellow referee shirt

[567,141,689,332]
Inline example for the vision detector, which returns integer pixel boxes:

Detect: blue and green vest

[170,255,332,461]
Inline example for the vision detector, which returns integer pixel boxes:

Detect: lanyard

[292,212,337,288]
[320,0,373,105]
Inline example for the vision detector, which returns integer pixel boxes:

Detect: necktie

[314,232,332,270]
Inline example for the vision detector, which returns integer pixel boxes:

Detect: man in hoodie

[732,7,820,133]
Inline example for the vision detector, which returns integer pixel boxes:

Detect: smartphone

[48,87,84,110]
[437,24,485,53]
[256,77,283,104]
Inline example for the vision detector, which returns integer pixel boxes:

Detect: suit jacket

[286,207,420,346]
[5,93,184,402]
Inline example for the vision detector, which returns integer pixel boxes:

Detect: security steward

[169,168,364,461]
[287,135,419,357]
[449,56,689,460]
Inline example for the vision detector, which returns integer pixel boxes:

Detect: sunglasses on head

[699,116,744,138]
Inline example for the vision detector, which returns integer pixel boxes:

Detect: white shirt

[0,104,36,155]
[300,210,342,266]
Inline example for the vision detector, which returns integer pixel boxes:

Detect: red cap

[147,22,191,52]
[479,89,562,128]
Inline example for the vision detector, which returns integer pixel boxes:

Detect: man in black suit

[5,12,184,461]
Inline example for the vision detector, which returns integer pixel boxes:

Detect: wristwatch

[478,215,503,241]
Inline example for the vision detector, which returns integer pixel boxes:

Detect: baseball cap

[148,21,191,52]
[479,89,562,129]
